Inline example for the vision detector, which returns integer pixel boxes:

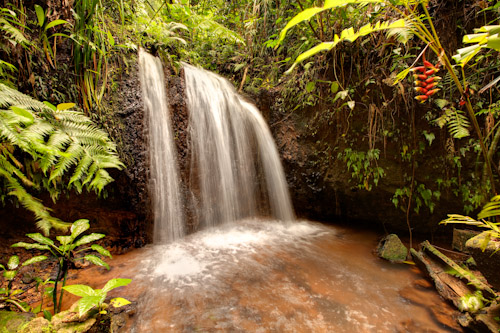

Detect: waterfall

[139,49,185,243]
[183,64,295,228]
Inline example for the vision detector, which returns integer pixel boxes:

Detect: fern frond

[0,83,124,233]
[386,15,416,44]
[448,109,470,139]
[434,108,470,139]
[0,17,30,47]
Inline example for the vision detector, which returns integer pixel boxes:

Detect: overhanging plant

[0,84,124,234]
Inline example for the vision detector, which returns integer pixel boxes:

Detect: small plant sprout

[0,254,47,311]
[63,278,132,317]
[11,219,112,313]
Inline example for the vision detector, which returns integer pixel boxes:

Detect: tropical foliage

[12,219,112,314]
[0,84,124,233]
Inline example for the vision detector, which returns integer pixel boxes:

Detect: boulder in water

[376,234,407,263]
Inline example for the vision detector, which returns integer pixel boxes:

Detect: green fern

[434,107,470,139]
[0,84,124,234]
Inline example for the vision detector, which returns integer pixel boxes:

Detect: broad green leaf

[7,256,19,270]
[74,233,105,246]
[78,296,102,316]
[285,41,338,74]
[22,255,47,267]
[57,235,71,246]
[56,103,76,111]
[453,44,482,66]
[45,19,67,31]
[3,270,16,280]
[10,106,34,123]
[70,219,90,239]
[26,233,54,246]
[0,264,4,270]
[486,36,500,51]
[278,0,383,44]
[42,101,57,111]
[84,255,110,270]
[63,284,96,297]
[109,297,131,308]
[463,33,487,44]
[91,244,112,258]
[102,278,131,293]
[11,242,50,251]
[278,7,325,44]
[286,19,405,73]
[34,5,45,27]
[477,25,500,34]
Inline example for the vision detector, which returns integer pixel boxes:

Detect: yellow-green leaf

[109,297,131,308]
[56,103,76,111]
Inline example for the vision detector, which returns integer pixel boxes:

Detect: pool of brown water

[65,220,462,332]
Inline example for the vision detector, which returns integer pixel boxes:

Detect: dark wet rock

[0,311,34,333]
[453,228,480,253]
[465,233,500,290]
[376,234,407,263]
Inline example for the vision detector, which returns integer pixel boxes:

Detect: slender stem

[6,299,28,312]
[57,270,68,313]
[53,260,62,314]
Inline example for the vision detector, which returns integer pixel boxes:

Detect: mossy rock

[377,234,408,263]
[465,232,500,290]
[51,307,96,333]
[0,310,34,333]
[19,317,53,333]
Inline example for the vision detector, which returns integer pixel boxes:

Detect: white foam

[145,219,331,286]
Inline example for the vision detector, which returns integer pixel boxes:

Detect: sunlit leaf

[56,103,76,111]
[34,5,45,27]
[102,278,131,293]
[63,284,96,297]
[70,219,90,239]
[109,297,131,308]
[77,296,102,316]
[91,244,112,258]
[74,233,105,246]
[7,255,19,270]
[45,19,68,31]
[22,255,47,267]
[84,255,110,270]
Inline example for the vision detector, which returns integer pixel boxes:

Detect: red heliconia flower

[415,95,428,103]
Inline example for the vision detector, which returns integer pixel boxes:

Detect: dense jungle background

[2,0,500,242]
[2,0,500,331]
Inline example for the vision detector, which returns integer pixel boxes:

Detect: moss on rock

[377,234,408,263]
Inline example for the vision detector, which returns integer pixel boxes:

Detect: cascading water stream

[138,49,185,243]
[183,64,295,228]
